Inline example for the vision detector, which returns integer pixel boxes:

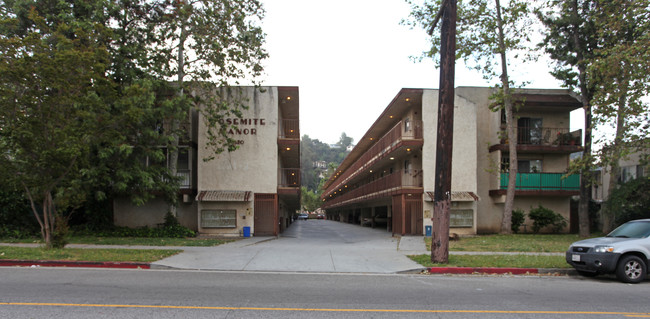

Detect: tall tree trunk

[495,0,516,234]
[570,0,592,238]
[601,80,628,233]
[431,0,456,264]
[168,18,188,218]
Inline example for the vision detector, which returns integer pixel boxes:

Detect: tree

[300,187,320,213]
[538,0,599,237]
[0,4,112,248]
[406,0,534,234]
[589,0,650,232]
[337,132,354,150]
[147,0,268,216]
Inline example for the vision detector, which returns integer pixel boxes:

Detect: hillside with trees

[300,133,353,211]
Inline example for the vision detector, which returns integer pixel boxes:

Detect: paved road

[1,267,649,319]
[153,219,427,273]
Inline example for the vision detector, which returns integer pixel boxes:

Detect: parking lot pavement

[152,220,426,273]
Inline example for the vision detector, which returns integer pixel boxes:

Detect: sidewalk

[0,222,573,275]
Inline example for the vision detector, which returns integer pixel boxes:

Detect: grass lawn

[425,234,592,252]
[1,236,234,247]
[409,254,570,268]
[0,246,181,263]
[410,234,595,269]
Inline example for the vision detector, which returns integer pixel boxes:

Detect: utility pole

[429,0,457,263]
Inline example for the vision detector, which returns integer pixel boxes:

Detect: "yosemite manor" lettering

[221,118,266,136]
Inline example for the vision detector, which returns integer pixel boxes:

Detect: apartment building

[321,87,583,235]
[113,86,300,236]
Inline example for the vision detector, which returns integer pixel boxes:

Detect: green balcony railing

[500,173,579,191]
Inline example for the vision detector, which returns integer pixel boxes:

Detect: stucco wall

[422,88,481,234]
[113,196,198,230]
[196,86,279,235]
[198,86,278,193]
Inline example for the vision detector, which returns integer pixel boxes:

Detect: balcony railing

[505,127,582,146]
[499,172,579,191]
[279,119,299,139]
[323,119,423,197]
[323,169,423,208]
[177,170,191,189]
[279,168,300,187]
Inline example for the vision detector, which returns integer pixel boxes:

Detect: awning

[196,190,252,202]
[425,191,480,202]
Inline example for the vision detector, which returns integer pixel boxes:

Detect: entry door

[254,193,278,236]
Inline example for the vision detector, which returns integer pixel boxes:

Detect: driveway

[153,219,427,273]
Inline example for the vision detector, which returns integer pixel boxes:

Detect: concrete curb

[398,267,576,276]
[0,259,150,269]
[0,259,576,276]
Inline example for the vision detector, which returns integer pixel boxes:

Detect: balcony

[489,172,580,196]
[489,127,583,154]
[278,168,300,188]
[278,119,300,139]
[177,170,192,189]
[322,169,423,209]
[322,120,423,198]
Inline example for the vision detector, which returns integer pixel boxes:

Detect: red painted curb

[427,267,539,275]
[0,259,150,269]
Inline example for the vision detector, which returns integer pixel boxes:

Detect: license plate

[572,254,581,262]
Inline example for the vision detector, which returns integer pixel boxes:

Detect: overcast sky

[258,0,582,145]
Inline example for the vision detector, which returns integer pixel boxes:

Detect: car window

[607,221,650,238]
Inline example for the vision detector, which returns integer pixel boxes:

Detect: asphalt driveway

[153,219,427,273]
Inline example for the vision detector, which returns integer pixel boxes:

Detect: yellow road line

[1,302,648,316]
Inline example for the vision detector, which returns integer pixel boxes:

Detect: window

[177,148,189,170]
[404,159,411,174]
[620,165,637,183]
[450,209,473,227]
[201,210,237,228]
[404,117,411,132]
[517,117,543,145]
[518,159,542,173]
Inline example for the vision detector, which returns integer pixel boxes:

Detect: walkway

[153,219,426,273]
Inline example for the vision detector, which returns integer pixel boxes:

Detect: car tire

[615,255,647,284]
[576,270,598,277]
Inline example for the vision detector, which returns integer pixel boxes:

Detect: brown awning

[425,191,480,202]
[196,190,252,202]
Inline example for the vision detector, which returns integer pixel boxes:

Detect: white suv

[566,219,650,283]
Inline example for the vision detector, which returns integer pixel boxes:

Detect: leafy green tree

[406,0,534,234]
[0,4,112,248]
[146,0,268,216]
[300,187,321,213]
[607,177,650,226]
[538,0,599,237]
[539,0,649,234]
[588,0,650,232]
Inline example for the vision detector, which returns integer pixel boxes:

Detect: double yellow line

[1,302,649,317]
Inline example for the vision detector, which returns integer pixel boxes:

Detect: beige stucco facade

[113,86,301,236]
[322,87,583,235]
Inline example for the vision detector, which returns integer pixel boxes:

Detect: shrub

[511,209,526,233]
[607,177,650,225]
[51,213,70,249]
[528,205,567,233]
[0,188,40,238]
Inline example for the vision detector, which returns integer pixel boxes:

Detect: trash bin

[425,225,432,237]
[243,226,251,238]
